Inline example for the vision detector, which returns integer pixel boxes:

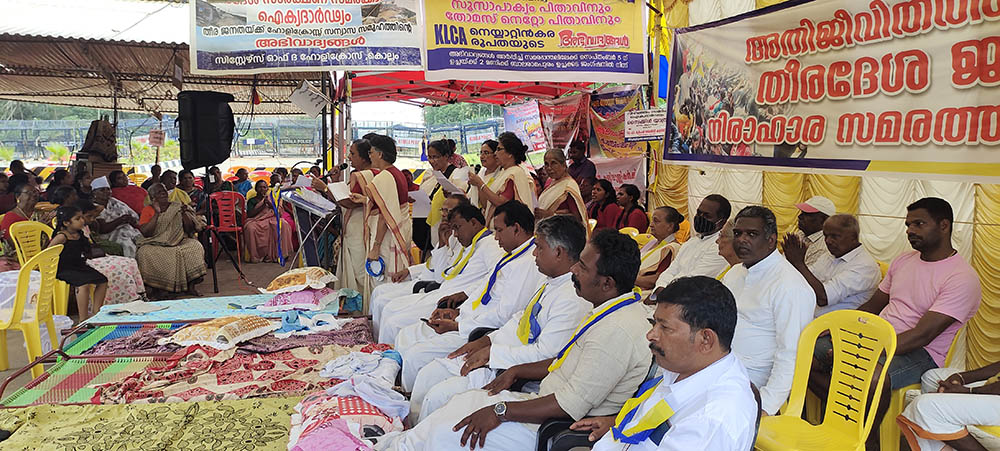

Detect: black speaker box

[177,91,236,170]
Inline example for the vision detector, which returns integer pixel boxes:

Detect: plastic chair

[208,191,245,270]
[9,221,71,316]
[879,325,964,451]
[755,310,897,451]
[878,261,889,279]
[634,233,654,248]
[619,227,639,238]
[0,245,62,378]
[587,218,597,234]
[127,173,148,186]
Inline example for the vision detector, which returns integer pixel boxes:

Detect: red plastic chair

[207,191,246,270]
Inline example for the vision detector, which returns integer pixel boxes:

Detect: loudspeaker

[177,91,236,170]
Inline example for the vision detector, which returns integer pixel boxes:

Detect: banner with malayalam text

[190,0,422,75]
[664,0,1000,180]
[423,0,647,83]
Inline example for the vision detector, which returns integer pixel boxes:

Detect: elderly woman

[136,183,206,298]
[244,180,294,263]
[73,200,147,305]
[535,148,588,225]
[635,206,684,291]
[0,184,39,271]
[91,176,142,257]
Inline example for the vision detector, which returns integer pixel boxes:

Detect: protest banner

[538,93,590,154]
[190,0,422,75]
[625,109,669,142]
[503,100,548,152]
[665,0,1000,180]
[423,0,647,83]
[591,88,646,157]
[594,156,646,191]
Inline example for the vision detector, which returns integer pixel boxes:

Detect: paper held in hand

[411,189,432,218]
[433,171,464,194]
[326,182,352,202]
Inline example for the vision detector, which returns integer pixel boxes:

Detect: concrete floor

[0,255,292,401]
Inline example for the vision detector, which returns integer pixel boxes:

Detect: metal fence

[0,117,504,161]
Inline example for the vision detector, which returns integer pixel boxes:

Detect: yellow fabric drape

[649,160,689,217]
[756,0,788,8]
[966,184,1000,369]
[761,172,807,239]
[806,174,861,215]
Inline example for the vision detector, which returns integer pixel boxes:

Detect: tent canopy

[1,0,594,115]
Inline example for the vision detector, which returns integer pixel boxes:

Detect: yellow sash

[441,228,489,281]
[516,284,547,344]
[611,377,676,443]
[548,290,641,372]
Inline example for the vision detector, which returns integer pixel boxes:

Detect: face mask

[693,215,717,234]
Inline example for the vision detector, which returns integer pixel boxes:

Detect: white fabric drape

[687,167,763,220]
[858,177,975,264]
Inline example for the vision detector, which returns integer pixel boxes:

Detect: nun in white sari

[361,135,413,297]
[468,140,500,210]
[418,139,470,250]
[636,206,685,297]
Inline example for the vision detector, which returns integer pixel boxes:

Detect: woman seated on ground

[136,183,207,298]
[244,180,294,263]
[73,200,147,306]
[37,184,78,226]
[587,179,621,232]
[468,132,534,224]
[47,206,109,321]
[535,148,588,225]
[635,206,684,291]
[615,183,649,231]
[108,170,147,215]
[91,176,141,257]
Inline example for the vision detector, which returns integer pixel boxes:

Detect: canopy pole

[320,71,329,171]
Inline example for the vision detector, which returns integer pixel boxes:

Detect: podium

[280,189,338,268]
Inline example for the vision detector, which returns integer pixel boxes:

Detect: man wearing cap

[787,195,836,268]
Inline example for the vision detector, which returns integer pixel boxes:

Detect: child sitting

[47,206,109,320]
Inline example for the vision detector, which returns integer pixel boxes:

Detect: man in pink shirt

[810,197,982,448]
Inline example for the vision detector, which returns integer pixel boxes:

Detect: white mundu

[654,229,728,288]
[410,271,591,421]
[898,367,1000,451]
[396,238,544,391]
[376,294,653,451]
[722,249,815,414]
[591,353,758,451]
[377,230,504,344]
[371,235,459,333]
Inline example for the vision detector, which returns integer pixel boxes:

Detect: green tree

[424,103,502,127]
[0,100,148,121]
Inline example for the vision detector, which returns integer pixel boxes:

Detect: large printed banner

[594,156,647,191]
[190,0,422,75]
[423,0,647,83]
[664,0,1000,179]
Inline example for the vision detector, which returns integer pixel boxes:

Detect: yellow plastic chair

[128,173,148,186]
[879,325,964,451]
[755,310,897,451]
[0,245,62,378]
[878,260,889,279]
[9,221,70,316]
[634,233,655,248]
[619,227,639,238]
[587,218,597,235]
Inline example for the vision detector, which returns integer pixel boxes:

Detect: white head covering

[91,176,111,190]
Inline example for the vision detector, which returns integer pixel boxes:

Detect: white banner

[625,108,668,142]
[593,156,646,191]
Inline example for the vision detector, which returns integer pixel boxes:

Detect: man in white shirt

[786,195,836,269]
[572,276,758,450]
[371,194,466,332]
[784,214,881,317]
[396,201,546,391]
[377,203,505,344]
[375,230,652,451]
[654,194,732,289]
[722,206,815,415]
[409,214,592,422]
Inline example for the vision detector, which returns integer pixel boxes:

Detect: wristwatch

[493,402,507,422]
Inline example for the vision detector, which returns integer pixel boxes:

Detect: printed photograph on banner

[504,100,548,152]
[190,0,422,75]
[423,0,647,83]
[591,88,646,158]
[663,0,1000,180]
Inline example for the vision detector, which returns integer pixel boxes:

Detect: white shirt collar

[698,229,721,241]
[806,230,824,244]
[590,291,638,312]
[834,243,865,263]
[506,237,535,256]
[658,353,740,408]
[546,272,574,288]
[743,248,782,274]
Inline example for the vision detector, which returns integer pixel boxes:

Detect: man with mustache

[721,206,815,416]
[653,194,732,290]
[375,230,651,450]
[810,197,981,449]
[573,276,758,449]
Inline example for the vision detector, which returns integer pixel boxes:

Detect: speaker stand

[201,168,255,293]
